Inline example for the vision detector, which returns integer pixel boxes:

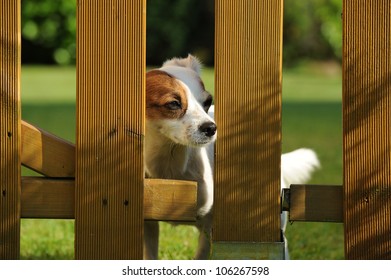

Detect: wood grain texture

[0,0,21,260]
[21,178,197,221]
[21,120,75,177]
[75,0,146,259]
[143,179,197,222]
[343,0,391,259]
[288,185,343,223]
[214,0,283,248]
[21,177,74,219]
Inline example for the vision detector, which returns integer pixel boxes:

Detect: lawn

[20,61,344,259]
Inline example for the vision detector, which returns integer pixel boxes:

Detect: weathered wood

[21,177,197,221]
[343,0,391,259]
[213,0,283,259]
[0,0,21,260]
[21,120,75,177]
[286,185,343,223]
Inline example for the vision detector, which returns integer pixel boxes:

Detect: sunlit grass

[21,219,74,260]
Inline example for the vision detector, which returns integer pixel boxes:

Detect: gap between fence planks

[21,177,197,222]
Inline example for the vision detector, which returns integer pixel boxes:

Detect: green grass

[20,61,343,259]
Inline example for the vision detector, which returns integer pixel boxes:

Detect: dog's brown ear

[162,54,202,74]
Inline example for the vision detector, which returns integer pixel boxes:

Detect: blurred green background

[21,0,342,66]
[19,0,344,259]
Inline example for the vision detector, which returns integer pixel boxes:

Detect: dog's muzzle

[199,122,217,137]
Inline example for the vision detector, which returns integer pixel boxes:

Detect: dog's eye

[203,95,213,111]
[165,100,182,110]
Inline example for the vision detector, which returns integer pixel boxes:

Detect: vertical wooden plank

[343,0,391,259]
[213,0,283,258]
[75,0,146,259]
[0,0,21,259]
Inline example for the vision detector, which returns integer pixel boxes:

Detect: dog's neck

[145,124,192,179]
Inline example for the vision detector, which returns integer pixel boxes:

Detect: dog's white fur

[280,148,320,259]
[144,55,320,260]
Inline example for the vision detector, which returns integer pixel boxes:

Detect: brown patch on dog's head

[146,70,188,120]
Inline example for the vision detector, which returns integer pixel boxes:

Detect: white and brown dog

[144,55,320,260]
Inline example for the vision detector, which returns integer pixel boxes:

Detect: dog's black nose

[199,122,217,137]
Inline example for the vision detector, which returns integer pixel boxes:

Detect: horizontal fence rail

[282,185,343,223]
[21,177,197,221]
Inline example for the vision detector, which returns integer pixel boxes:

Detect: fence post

[75,0,146,259]
[343,0,391,259]
[212,0,284,259]
[0,0,21,260]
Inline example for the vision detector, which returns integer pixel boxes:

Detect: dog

[144,55,320,259]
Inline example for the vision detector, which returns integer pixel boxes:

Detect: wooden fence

[1,0,390,260]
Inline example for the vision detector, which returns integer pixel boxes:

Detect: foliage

[21,0,213,65]
[22,0,76,65]
[21,0,342,66]
[284,0,342,65]
[146,0,214,65]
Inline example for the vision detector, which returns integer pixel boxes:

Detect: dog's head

[146,55,216,147]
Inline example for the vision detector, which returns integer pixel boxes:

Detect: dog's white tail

[281,148,320,189]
